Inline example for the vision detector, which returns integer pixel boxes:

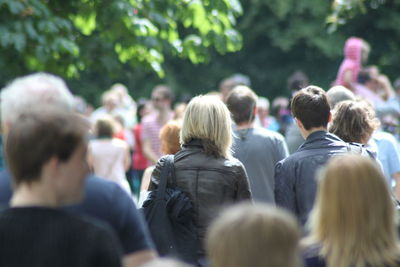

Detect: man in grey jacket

[274,86,353,225]
[227,86,289,203]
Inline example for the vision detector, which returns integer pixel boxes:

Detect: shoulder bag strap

[170,155,177,187]
[156,155,173,200]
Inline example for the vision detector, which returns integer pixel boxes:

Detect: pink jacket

[335,37,364,87]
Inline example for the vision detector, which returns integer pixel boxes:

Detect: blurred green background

[0,0,398,106]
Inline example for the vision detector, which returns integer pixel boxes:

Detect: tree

[161,0,400,101]
[0,0,243,102]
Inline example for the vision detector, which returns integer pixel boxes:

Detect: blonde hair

[307,154,400,267]
[207,203,302,267]
[180,95,232,158]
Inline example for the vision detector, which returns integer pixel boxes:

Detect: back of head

[94,115,116,138]
[291,86,330,130]
[329,100,379,144]
[160,120,182,155]
[1,73,74,128]
[326,85,355,109]
[357,69,373,85]
[152,84,173,101]
[287,71,309,92]
[309,154,399,267]
[6,109,88,186]
[207,203,301,267]
[226,85,257,125]
[180,95,232,158]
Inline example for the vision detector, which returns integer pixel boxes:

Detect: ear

[327,111,332,123]
[42,156,60,182]
[294,117,304,130]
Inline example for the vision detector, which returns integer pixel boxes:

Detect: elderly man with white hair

[0,73,157,267]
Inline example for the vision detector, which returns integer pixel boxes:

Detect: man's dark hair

[291,86,330,130]
[6,110,88,185]
[357,70,372,85]
[287,71,309,92]
[153,85,173,101]
[95,116,115,138]
[226,86,257,125]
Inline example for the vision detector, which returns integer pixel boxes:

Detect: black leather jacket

[150,139,251,255]
[274,131,370,225]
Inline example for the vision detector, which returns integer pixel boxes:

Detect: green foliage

[0,0,243,104]
[327,0,386,32]
[1,0,400,108]
[160,0,400,102]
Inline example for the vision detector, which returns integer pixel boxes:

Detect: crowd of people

[0,36,399,267]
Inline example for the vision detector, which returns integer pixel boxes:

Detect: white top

[88,138,131,194]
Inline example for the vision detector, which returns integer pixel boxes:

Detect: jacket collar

[298,130,344,151]
[183,138,203,148]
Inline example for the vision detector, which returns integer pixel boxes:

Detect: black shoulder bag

[141,155,198,264]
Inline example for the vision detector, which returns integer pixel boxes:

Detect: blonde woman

[303,154,400,267]
[149,95,251,263]
[207,203,302,267]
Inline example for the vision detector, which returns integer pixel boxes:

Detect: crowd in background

[0,36,399,267]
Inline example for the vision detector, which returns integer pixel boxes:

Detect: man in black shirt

[0,73,156,266]
[0,110,122,267]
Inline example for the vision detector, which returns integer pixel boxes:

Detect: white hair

[257,97,270,111]
[1,73,74,124]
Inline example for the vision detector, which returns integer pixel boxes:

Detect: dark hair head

[152,85,173,101]
[287,71,309,92]
[357,70,372,84]
[94,116,116,138]
[6,110,89,185]
[226,86,257,124]
[291,86,330,130]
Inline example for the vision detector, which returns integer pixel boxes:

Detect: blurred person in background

[110,83,137,128]
[219,73,251,103]
[141,85,174,164]
[207,203,302,267]
[88,116,131,195]
[335,37,370,90]
[138,120,182,206]
[90,90,125,125]
[254,97,280,132]
[285,71,310,154]
[303,155,400,267]
[354,69,400,119]
[131,99,152,196]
